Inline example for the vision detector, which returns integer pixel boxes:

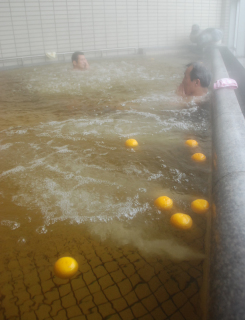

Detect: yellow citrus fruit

[185,139,198,147]
[154,196,173,210]
[125,139,138,148]
[170,213,193,230]
[191,153,206,162]
[54,257,78,279]
[191,199,209,214]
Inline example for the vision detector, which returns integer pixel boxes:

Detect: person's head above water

[72,51,89,70]
[178,62,211,97]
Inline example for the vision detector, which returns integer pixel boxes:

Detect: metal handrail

[0,47,138,65]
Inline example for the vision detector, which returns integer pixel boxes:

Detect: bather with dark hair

[177,62,211,97]
[72,51,89,71]
[190,24,223,49]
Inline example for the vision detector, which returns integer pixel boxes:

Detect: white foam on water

[29,158,46,169]
[6,160,156,228]
[21,60,158,97]
[36,226,48,234]
[170,168,189,185]
[83,130,99,136]
[6,129,27,136]
[0,166,26,178]
[17,237,26,244]
[1,220,20,230]
[126,110,163,122]
[0,143,13,151]
[0,56,210,258]
[52,146,73,153]
[0,101,210,239]
[147,172,164,181]
[29,143,41,150]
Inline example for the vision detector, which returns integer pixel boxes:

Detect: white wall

[0,0,229,67]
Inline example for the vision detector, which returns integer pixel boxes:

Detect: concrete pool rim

[209,47,245,320]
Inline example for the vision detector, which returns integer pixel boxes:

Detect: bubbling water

[0,54,211,258]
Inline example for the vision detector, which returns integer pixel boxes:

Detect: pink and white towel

[213,78,238,90]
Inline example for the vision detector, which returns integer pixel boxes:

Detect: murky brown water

[0,54,211,320]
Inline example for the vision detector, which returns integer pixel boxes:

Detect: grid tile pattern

[0,0,230,66]
[0,230,205,320]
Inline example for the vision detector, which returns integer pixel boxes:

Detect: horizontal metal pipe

[0,47,137,63]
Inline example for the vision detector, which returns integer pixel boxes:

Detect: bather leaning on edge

[177,62,211,98]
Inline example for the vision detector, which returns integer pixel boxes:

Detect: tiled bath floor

[0,225,204,320]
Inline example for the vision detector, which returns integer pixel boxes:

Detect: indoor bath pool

[0,54,211,320]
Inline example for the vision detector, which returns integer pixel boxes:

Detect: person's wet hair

[72,51,85,62]
[187,62,212,88]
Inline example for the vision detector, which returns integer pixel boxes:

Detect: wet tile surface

[0,226,204,320]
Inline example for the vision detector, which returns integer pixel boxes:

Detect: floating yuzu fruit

[125,139,138,148]
[154,196,173,210]
[191,199,209,214]
[191,153,206,162]
[54,257,78,279]
[170,213,193,230]
[185,139,198,147]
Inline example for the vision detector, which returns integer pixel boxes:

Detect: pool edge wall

[209,48,245,320]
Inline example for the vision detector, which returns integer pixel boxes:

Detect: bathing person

[190,24,223,49]
[72,51,89,71]
[177,62,211,97]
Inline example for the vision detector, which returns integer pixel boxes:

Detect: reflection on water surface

[0,54,211,319]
